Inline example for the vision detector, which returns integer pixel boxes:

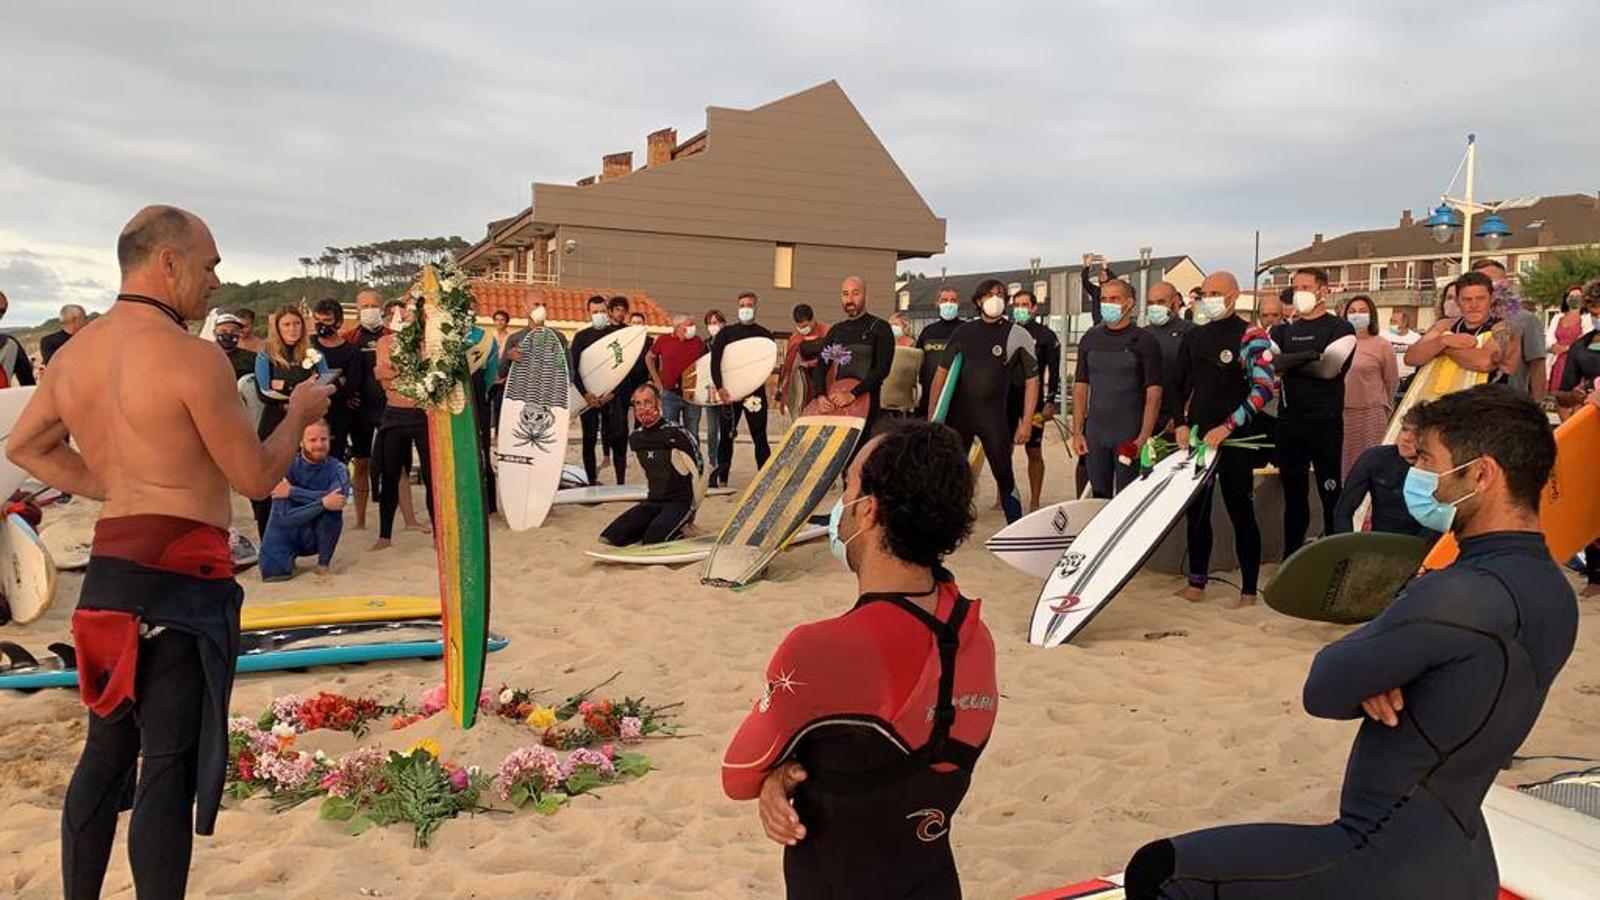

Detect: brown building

[458,80,947,325]
[1260,192,1600,326]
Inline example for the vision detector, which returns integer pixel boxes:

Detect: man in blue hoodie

[260,419,352,581]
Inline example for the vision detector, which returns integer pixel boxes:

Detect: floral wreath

[390,260,478,409]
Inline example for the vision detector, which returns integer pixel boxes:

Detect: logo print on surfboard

[1047,594,1084,614]
[1055,551,1085,576]
[608,339,624,367]
[1051,507,1069,534]
[511,404,556,453]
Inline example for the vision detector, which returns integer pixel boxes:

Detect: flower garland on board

[389,260,478,409]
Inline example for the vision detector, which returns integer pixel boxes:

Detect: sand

[2,428,1597,899]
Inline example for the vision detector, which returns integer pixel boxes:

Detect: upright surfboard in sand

[496,328,571,531]
[1423,402,1600,571]
[1,514,56,625]
[0,386,39,500]
[702,415,864,587]
[415,267,491,728]
[880,346,924,411]
[576,324,649,407]
[1031,445,1220,647]
[680,337,778,405]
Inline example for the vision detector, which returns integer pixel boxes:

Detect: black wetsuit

[41,328,72,364]
[723,579,998,899]
[1331,444,1437,539]
[1073,323,1163,498]
[710,322,775,483]
[314,337,363,462]
[1008,318,1061,449]
[1271,314,1357,555]
[1171,315,1275,594]
[601,419,701,546]
[942,318,1037,522]
[570,323,622,485]
[819,313,895,445]
[344,325,387,462]
[1146,317,1193,432]
[914,317,964,419]
[223,345,257,382]
[1128,531,1577,900]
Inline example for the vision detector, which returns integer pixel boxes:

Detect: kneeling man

[600,384,702,546]
[260,419,351,580]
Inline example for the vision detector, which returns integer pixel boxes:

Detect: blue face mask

[1146,305,1171,326]
[1403,457,1480,533]
[827,495,869,569]
[939,302,959,321]
[738,306,756,324]
[1347,313,1371,331]
[1100,303,1124,326]
[591,312,609,329]
[1012,308,1032,325]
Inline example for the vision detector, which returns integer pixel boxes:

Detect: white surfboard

[985,499,1109,579]
[2,514,57,625]
[681,337,778,406]
[0,386,39,500]
[552,484,738,506]
[586,523,828,566]
[40,519,93,571]
[1031,446,1221,647]
[198,307,220,342]
[237,375,265,429]
[560,464,589,489]
[1485,783,1600,900]
[1305,333,1358,379]
[576,325,649,406]
[496,329,571,531]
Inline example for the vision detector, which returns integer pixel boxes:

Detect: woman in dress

[1339,295,1398,479]
[1546,284,1594,417]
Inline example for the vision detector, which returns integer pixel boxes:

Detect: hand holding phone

[316,368,342,387]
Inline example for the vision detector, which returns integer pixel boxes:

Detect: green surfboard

[932,352,962,425]
[1263,532,1430,625]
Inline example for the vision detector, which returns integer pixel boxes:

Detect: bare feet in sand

[406,521,432,535]
[370,538,392,551]
[1236,593,1257,608]
[1175,585,1205,603]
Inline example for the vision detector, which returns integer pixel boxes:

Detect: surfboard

[552,484,738,506]
[1031,445,1221,647]
[0,386,39,500]
[576,324,649,406]
[985,499,1110,579]
[1304,333,1358,379]
[1484,783,1600,900]
[560,464,589,489]
[0,514,56,625]
[681,337,778,406]
[198,307,219,342]
[237,374,264,428]
[240,595,439,630]
[415,267,491,729]
[931,352,962,424]
[880,346,924,412]
[1262,532,1431,624]
[587,523,828,566]
[702,415,864,587]
[0,621,509,691]
[1017,874,1126,899]
[41,519,92,570]
[801,376,870,418]
[496,328,571,531]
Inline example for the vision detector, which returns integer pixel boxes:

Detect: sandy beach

[2,427,1596,899]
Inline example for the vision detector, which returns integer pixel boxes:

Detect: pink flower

[497,745,564,801]
[560,747,615,780]
[619,717,644,743]
[578,700,594,715]
[601,744,616,761]
[257,750,317,790]
[448,766,470,792]
[477,688,496,710]
[418,684,447,717]
[320,746,387,799]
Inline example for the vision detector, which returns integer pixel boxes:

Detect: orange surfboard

[1422,403,1600,570]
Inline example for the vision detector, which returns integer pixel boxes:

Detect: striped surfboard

[701,415,864,587]
[418,267,492,728]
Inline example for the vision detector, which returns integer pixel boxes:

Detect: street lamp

[1416,134,1513,272]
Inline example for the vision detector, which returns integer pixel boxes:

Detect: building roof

[903,255,1193,315]
[469,281,671,326]
[1262,193,1600,269]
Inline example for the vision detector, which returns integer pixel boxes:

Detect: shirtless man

[7,205,331,899]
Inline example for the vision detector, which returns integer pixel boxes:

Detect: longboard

[553,484,737,506]
[1263,532,1431,624]
[496,328,571,531]
[703,416,864,587]
[985,499,1109,579]
[417,267,491,728]
[1423,402,1600,571]
[0,514,56,625]
[576,324,649,407]
[1031,445,1220,647]
[240,595,439,630]
[0,620,509,691]
[681,337,778,406]
[587,523,827,566]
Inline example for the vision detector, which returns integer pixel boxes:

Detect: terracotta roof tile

[470,281,671,326]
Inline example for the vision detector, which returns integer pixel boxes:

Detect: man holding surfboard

[1070,278,1162,499]
[7,206,333,899]
[571,295,621,485]
[1125,385,1576,899]
[1403,271,1518,384]
[709,292,775,484]
[913,287,964,419]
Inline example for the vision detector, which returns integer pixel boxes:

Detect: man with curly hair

[723,420,998,897]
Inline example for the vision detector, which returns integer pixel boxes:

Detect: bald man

[816,276,896,441]
[1144,281,1192,433]
[41,303,89,365]
[7,205,332,898]
[1170,271,1275,606]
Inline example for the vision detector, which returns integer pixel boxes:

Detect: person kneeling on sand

[260,419,351,581]
[599,383,702,546]
[1124,385,1577,899]
[723,420,997,898]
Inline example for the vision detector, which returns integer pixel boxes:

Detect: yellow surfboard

[1383,332,1493,444]
[240,595,439,630]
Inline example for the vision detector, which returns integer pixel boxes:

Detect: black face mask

[216,334,240,350]
[315,323,337,339]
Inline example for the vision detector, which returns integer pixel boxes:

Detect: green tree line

[296,236,470,286]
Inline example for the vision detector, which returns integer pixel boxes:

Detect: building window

[1516,255,1538,276]
[897,291,911,310]
[1007,282,1022,296]
[774,243,794,289]
[1033,280,1048,301]
[1404,261,1416,289]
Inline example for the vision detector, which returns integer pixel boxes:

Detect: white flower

[439,278,456,293]
[498,688,515,706]
[314,750,329,763]
[271,723,296,740]
[303,347,323,369]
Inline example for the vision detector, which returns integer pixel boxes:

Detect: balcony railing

[474,269,559,286]
[1266,276,1443,297]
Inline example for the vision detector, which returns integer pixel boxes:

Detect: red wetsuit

[723,579,998,898]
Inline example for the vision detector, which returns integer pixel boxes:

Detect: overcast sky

[3,1,1596,325]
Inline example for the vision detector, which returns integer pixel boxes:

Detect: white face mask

[891,324,904,339]
[738,306,756,324]
[1292,290,1319,315]
[1347,312,1370,331]
[358,307,383,329]
[591,312,609,329]
[684,324,697,339]
[1199,296,1228,321]
[796,322,813,335]
[707,323,722,337]
[981,295,1006,319]
[530,306,547,325]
